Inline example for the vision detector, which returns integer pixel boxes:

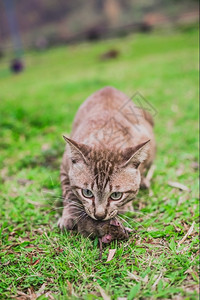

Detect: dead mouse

[76,215,131,243]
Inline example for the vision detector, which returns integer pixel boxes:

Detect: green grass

[0,29,199,299]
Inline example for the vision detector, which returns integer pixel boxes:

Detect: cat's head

[63,136,150,221]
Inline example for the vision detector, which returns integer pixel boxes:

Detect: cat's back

[71,86,131,134]
[70,86,154,147]
[74,86,126,119]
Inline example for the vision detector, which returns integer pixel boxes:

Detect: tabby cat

[58,87,156,232]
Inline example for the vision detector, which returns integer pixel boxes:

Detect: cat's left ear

[63,136,90,164]
[121,140,150,168]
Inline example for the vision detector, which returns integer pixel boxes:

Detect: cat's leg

[57,164,75,230]
[59,170,96,233]
[58,169,80,230]
[57,201,76,230]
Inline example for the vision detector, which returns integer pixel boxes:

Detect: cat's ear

[121,140,150,168]
[63,136,90,164]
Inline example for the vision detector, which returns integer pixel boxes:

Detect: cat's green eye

[82,189,94,198]
[110,192,123,200]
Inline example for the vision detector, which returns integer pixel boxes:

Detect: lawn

[0,28,199,299]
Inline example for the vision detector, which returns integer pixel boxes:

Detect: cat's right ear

[63,136,90,164]
[121,140,150,168]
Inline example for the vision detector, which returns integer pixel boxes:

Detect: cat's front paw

[57,216,75,230]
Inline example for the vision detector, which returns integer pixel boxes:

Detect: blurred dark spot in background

[100,49,119,60]
[10,58,24,73]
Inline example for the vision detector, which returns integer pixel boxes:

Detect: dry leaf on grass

[106,249,116,262]
[168,181,190,191]
[127,272,148,283]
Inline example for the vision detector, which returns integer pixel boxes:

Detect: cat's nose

[94,211,106,220]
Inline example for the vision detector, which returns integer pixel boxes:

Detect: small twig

[178,221,195,247]
[168,181,190,191]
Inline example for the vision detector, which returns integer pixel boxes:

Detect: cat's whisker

[47,205,85,217]
[70,201,83,207]
[72,207,84,211]
[68,203,84,210]
[118,214,146,231]
[73,212,87,228]
[42,192,64,199]
[70,207,84,212]
[47,206,67,210]
[122,211,158,225]
[46,194,63,198]
[70,209,84,216]
[47,205,80,211]
[129,211,149,217]
[120,215,133,220]
[74,215,83,224]
[70,207,83,212]
[117,215,131,227]
[119,214,147,231]
[66,210,85,219]
[120,213,147,220]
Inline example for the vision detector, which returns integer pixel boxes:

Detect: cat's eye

[110,192,123,200]
[82,189,94,198]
